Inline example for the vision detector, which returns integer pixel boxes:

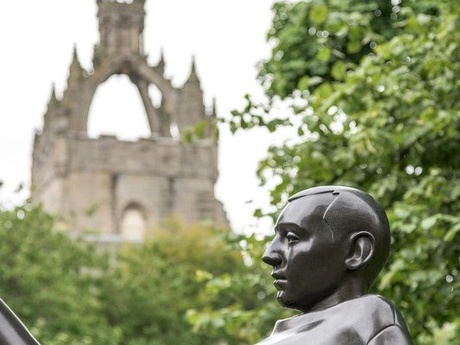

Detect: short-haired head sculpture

[258,186,413,345]
[288,185,391,288]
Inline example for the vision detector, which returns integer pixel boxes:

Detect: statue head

[262,186,390,313]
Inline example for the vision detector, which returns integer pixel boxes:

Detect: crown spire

[190,55,197,75]
[210,97,217,118]
[69,45,84,76]
[47,83,59,106]
[185,55,200,85]
[156,48,165,75]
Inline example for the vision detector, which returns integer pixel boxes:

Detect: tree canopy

[99,219,244,345]
[195,1,460,344]
[0,203,120,345]
[0,201,247,345]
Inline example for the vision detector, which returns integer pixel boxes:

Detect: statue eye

[286,232,300,244]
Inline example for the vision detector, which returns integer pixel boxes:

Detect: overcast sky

[0,0,283,233]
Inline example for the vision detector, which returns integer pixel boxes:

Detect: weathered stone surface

[31,0,228,240]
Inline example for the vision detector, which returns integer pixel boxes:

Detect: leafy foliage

[0,202,254,345]
[99,219,244,345]
[259,0,440,100]
[0,202,121,345]
[199,1,460,344]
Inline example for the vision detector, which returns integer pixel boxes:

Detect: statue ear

[345,231,375,271]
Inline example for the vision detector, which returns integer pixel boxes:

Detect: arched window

[88,75,151,141]
[120,204,146,242]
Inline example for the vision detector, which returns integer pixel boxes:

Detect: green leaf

[315,83,333,100]
[347,40,362,54]
[317,47,331,62]
[297,76,310,91]
[421,215,438,230]
[444,223,460,242]
[331,61,347,80]
[309,5,328,25]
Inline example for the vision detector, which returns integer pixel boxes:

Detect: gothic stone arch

[31,0,228,239]
[78,53,178,137]
[120,201,148,242]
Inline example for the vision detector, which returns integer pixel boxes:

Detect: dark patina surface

[257,186,413,345]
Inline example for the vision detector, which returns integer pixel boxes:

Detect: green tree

[100,219,249,345]
[0,202,121,345]
[0,200,262,345]
[193,1,460,344]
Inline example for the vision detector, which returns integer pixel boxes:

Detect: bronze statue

[257,186,413,345]
[0,299,40,345]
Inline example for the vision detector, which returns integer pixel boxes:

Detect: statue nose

[262,253,282,267]
[262,242,283,267]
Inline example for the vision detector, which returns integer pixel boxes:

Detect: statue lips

[272,271,288,289]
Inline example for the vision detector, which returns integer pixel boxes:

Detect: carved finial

[45,84,60,115]
[211,97,217,118]
[207,97,219,140]
[185,55,200,85]
[48,83,59,105]
[70,45,83,72]
[72,44,78,60]
[156,48,165,74]
[190,54,197,75]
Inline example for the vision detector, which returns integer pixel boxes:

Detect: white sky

[0,0,282,233]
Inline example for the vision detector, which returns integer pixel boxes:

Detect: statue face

[262,195,349,313]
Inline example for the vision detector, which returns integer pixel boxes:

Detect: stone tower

[31,0,228,242]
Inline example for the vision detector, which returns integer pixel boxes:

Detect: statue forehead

[276,193,336,228]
